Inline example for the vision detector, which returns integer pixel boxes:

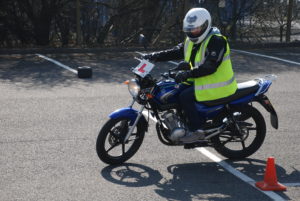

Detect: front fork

[123,102,145,142]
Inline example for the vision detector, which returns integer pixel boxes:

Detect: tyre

[96,117,145,165]
[77,66,92,78]
[212,105,266,159]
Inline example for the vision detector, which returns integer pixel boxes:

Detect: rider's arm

[145,43,184,62]
[190,35,227,77]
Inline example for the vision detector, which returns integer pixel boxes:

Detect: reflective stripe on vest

[195,76,235,90]
[222,54,230,62]
[183,34,237,101]
[184,38,194,69]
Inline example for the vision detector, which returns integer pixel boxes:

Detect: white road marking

[37,49,297,195]
[282,183,300,187]
[36,54,78,74]
[232,49,300,66]
[142,110,286,201]
[197,148,286,201]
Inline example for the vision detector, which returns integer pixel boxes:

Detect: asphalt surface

[0,48,300,201]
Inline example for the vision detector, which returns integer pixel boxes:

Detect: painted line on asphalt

[197,147,286,201]
[282,183,300,187]
[232,49,300,66]
[38,50,297,193]
[142,110,286,201]
[231,49,300,189]
[36,54,78,74]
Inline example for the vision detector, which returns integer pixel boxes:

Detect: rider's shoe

[179,130,205,143]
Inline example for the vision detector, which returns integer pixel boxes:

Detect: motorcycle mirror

[139,34,148,50]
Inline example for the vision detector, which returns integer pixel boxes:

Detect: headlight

[128,79,140,98]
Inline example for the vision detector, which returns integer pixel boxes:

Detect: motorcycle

[96,58,278,165]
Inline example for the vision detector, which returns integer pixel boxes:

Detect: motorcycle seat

[200,80,260,106]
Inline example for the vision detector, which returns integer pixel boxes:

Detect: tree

[55,1,75,46]
[151,0,190,46]
[286,0,293,42]
[17,0,65,45]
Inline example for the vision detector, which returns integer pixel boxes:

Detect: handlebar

[160,71,176,79]
[134,57,143,62]
[169,72,176,79]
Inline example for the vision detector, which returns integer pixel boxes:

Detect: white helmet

[183,8,212,44]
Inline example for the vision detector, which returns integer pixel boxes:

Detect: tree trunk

[230,0,238,41]
[280,25,283,42]
[152,0,187,46]
[57,17,70,46]
[33,15,52,46]
[286,0,293,42]
[16,0,59,46]
[97,16,115,45]
[142,0,164,41]
[76,0,82,45]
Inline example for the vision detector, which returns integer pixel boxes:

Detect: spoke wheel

[96,117,145,165]
[212,105,266,159]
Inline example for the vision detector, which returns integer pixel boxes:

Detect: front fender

[109,107,138,121]
[109,107,148,130]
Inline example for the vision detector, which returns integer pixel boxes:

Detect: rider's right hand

[174,71,191,83]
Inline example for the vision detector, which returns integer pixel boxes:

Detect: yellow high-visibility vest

[184,33,237,101]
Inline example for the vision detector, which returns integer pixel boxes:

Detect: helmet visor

[183,20,208,39]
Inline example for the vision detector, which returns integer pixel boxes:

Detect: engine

[161,110,186,141]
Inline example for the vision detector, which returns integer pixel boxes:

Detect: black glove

[174,71,191,83]
[176,61,190,71]
[142,53,158,62]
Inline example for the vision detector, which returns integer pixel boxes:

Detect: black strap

[189,43,201,66]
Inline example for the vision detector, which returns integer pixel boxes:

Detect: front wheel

[96,117,145,165]
[212,105,266,159]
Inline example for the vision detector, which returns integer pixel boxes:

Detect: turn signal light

[146,93,153,99]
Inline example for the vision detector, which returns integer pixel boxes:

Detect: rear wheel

[212,105,266,159]
[96,117,145,165]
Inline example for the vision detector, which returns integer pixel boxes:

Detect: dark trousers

[178,85,205,131]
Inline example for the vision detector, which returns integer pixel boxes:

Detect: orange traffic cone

[255,157,287,191]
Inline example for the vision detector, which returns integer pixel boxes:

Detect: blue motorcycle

[96,59,278,165]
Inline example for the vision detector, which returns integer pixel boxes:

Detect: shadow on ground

[101,159,298,201]
[0,51,300,89]
[0,54,77,89]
